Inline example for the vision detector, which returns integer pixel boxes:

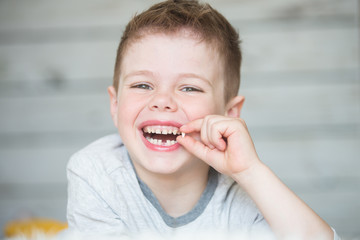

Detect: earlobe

[225,96,245,118]
[107,86,119,127]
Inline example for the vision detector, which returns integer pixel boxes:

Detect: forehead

[120,32,225,82]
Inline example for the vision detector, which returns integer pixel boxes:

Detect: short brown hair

[113,0,241,103]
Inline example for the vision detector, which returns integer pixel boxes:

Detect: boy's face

[109,33,232,178]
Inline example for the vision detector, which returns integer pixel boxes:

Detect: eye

[131,83,153,90]
[181,86,203,92]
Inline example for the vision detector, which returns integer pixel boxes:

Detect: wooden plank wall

[0,0,359,238]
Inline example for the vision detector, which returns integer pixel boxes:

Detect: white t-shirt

[65,134,339,239]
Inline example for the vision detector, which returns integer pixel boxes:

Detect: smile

[142,125,183,147]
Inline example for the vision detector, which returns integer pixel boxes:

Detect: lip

[138,120,183,152]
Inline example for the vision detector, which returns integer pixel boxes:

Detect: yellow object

[4,218,67,238]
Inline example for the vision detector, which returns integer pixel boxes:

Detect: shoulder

[67,133,127,176]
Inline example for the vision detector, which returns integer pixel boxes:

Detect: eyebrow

[178,73,213,87]
[123,70,155,81]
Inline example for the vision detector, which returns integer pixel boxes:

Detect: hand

[177,115,261,177]
[178,116,335,239]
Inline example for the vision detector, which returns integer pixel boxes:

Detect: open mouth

[142,125,183,147]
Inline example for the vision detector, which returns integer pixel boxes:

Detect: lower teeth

[146,137,177,146]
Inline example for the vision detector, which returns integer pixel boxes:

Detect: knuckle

[203,115,212,123]
[201,130,209,143]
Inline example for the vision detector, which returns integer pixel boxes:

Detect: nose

[148,91,178,112]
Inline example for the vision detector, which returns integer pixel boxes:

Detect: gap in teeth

[143,125,182,146]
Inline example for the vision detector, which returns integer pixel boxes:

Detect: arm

[177,115,334,240]
[233,162,333,240]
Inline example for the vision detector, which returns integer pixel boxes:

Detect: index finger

[180,118,204,134]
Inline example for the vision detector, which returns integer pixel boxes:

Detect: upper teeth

[143,126,181,135]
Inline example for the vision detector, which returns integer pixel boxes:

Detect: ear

[225,95,245,118]
[107,86,119,128]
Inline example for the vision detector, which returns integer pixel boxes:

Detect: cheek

[115,101,142,144]
[183,98,221,120]
[116,98,137,126]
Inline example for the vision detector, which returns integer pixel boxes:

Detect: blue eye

[181,86,203,92]
[131,83,152,90]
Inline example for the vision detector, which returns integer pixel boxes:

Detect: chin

[133,151,192,176]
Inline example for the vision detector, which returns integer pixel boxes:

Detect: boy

[66,0,339,239]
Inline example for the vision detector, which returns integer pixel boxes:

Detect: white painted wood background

[0,0,359,238]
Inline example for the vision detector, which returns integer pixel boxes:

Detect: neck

[135,162,210,218]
